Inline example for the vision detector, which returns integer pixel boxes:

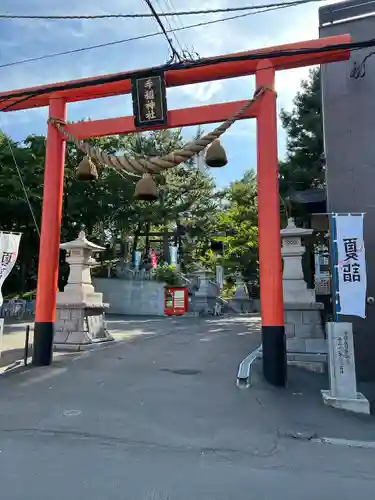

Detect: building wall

[320,4,375,380]
[93,278,165,316]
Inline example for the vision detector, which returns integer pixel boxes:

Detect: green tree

[279,68,324,198]
[205,171,259,282]
[0,132,45,295]
[0,125,219,293]
[110,129,218,267]
[278,68,325,283]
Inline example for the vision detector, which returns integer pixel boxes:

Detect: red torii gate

[0,34,350,386]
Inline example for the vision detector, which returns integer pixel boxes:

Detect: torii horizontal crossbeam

[0,34,350,112]
[66,99,261,139]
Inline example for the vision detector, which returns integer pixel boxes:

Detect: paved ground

[0,315,174,368]
[1,319,33,367]
[0,315,375,499]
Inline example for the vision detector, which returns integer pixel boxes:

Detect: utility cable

[143,0,183,62]
[2,133,41,237]
[161,0,199,62]
[350,50,375,78]
[1,37,373,113]
[0,1,328,20]
[0,2,319,70]
[155,0,188,61]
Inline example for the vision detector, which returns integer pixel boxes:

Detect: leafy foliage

[279,68,324,197]
[204,171,259,281]
[153,263,181,286]
[0,71,325,297]
[0,126,218,295]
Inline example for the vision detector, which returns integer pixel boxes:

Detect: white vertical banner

[169,246,178,266]
[0,318,4,358]
[216,265,224,290]
[134,251,142,268]
[0,232,22,308]
[335,215,366,318]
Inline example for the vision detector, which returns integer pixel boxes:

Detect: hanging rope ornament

[205,139,227,168]
[76,155,99,181]
[48,86,271,179]
[134,173,158,201]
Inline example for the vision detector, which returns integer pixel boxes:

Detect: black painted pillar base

[32,322,54,366]
[262,325,287,387]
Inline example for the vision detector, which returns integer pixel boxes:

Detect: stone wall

[93,278,165,316]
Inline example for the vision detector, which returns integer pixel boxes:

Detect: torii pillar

[256,61,286,386]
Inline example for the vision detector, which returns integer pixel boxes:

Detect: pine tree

[279,68,324,197]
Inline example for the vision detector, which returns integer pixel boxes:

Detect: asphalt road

[0,316,374,499]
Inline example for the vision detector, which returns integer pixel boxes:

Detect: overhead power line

[0,1,326,20]
[0,2,315,70]
[1,38,374,113]
[142,0,183,62]
[154,0,190,60]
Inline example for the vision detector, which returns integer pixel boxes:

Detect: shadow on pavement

[249,359,375,441]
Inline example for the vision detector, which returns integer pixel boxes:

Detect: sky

[0,0,334,187]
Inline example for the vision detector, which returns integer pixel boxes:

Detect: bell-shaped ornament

[134,173,158,201]
[76,156,98,181]
[205,139,228,168]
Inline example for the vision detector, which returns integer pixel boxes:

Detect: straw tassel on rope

[76,156,99,181]
[134,173,158,201]
[205,139,227,168]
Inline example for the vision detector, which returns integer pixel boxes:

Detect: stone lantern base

[285,302,327,373]
[54,302,113,351]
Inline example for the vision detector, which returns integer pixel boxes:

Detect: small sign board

[322,321,370,413]
[164,287,188,316]
[131,72,168,128]
[326,322,357,399]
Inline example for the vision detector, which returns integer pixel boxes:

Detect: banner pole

[329,213,339,322]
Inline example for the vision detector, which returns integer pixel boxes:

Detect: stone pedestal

[285,302,327,372]
[54,231,113,350]
[322,323,369,414]
[281,218,327,372]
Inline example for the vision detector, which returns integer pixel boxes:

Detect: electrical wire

[154,0,187,60]
[0,2,319,71]
[350,51,375,79]
[161,0,199,62]
[1,37,372,113]
[1,133,41,236]
[143,0,183,62]
[0,1,328,20]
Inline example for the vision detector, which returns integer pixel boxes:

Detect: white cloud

[182,81,223,102]
[0,0,330,156]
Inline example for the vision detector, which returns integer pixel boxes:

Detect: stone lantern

[191,267,219,315]
[280,217,314,304]
[229,272,253,313]
[280,218,326,372]
[54,230,113,349]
